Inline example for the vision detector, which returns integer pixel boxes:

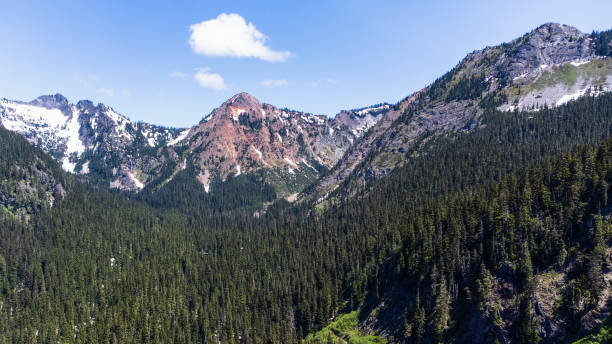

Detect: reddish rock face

[0,91,390,196]
[180,92,373,194]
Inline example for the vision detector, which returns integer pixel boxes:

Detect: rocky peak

[200,92,265,124]
[30,93,70,109]
[532,22,583,37]
[226,92,261,108]
[332,104,391,139]
[493,23,593,81]
[76,99,98,113]
[176,92,381,197]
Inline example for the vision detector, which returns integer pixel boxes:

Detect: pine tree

[411,296,426,344]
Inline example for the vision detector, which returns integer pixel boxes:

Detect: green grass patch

[580,58,612,84]
[505,58,612,105]
[531,63,578,91]
[303,310,387,344]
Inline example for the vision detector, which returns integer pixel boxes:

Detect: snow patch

[284,157,299,168]
[65,111,86,156]
[104,108,131,139]
[556,85,609,106]
[129,172,144,189]
[0,100,87,172]
[235,165,241,176]
[570,59,591,67]
[355,104,390,116]
[252,146,263,159]
[168,128,190,146]
[556,88,589,106]
[81,161,90,174]
[233,109,246,121]
[301,158,317,172]
[276,133,283,143]
[62,157,77,173]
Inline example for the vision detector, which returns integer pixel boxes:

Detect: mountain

[0,125,68,220]
[0,94,184,191]
[168,92,388,197]
[2,22,612,344]
[305,23,612,204]
[3,23,609,208]
[0,91,389,204]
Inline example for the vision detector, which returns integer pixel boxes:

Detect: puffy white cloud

[189,13,292,62]
[194,68,226,90]
[260,79,288,87]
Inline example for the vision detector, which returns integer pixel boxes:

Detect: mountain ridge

[302,22,612,206]
[1,23,611,209]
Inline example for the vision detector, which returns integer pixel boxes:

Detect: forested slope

[2,94,612,342]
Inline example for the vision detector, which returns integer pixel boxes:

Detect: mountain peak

[225,92,261,108]
[535,22,567,30]
[531,22,585,38]
[31,93,70,108]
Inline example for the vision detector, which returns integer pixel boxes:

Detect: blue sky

[1,0,611,127]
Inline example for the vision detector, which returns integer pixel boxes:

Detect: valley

[1,22,612,343]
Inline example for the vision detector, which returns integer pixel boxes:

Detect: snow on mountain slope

[0,94,185,191]
[0,92,391,197]
[0,97,86,172]
[498,57,612,111]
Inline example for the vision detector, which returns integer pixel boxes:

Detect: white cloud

[260,79,288,87]
[189,13,292,62]
[96,87,115,96]
[169,71,188,79]
[194,68,226,90]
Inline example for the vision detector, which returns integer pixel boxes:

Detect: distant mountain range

[1,23,611,208]
[0,90,389,199]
